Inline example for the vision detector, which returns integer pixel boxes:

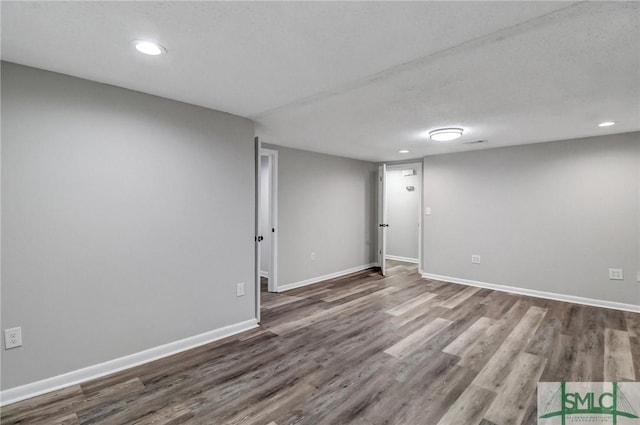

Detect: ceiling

[2,1,639,162]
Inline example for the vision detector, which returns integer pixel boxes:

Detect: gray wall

[386,167,420,260]
[422,132,640,305]
[264,144,377,286]
[1,62,256,389]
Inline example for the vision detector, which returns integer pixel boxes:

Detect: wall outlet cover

[236,282,245,297]
[4,327,22,349]
[471,255,481,264]
[608,268,624,280]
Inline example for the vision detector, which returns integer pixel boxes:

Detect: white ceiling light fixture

[398,149,410,154]
[429,128,464,142]
[597,121,615,127]
[133,40,166,56]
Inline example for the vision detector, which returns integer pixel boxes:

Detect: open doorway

[259,148,278,294]
[381,163,422,273]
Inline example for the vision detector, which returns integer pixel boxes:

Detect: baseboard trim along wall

[385,255,419,264]
[278,263,377,292]
[0,318,259,406]
[421,272,640,313]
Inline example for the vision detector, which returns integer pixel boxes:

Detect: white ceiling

[2,1,639,161]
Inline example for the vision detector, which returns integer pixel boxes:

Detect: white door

[254,137,262,322]
[259,155,271,280]
[378,164,388,276]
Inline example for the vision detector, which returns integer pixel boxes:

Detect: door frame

[381,162,424,273]
[260,148,279,292]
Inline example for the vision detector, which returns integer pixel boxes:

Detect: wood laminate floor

[2,261,639,425]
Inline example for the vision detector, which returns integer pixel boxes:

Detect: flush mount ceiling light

[133,40,166,56]
[398,150,410,154]
[429,128,464,142]
[598,121,615,127]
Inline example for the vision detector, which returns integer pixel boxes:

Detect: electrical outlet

[310,252,316,261]
[4,327,22,349]
[236,282,245,297]
[608,268,624,280]
[425,207,431,215]
[471,255,481,264]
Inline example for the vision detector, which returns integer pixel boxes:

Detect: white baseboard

[260,270,269,278]
[0,318,259,406]
[277,263,377,292]
[420,272,640,313]
[385,255,419,264]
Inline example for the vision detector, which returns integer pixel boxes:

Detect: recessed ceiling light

[429,128,464,142]
[398,150,410,154]
[133,40,166,56]
[598,121,615,127]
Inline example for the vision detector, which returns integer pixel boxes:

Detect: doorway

[378,163,422,275]
[259,148,278,294]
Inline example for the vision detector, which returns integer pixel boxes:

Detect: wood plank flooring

[2,261,639,425]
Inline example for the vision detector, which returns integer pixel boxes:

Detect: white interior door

[378,164,388,276]
[259,155,271,280]
[254,137,262,322]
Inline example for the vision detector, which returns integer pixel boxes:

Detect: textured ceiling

[2,1,639,161]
